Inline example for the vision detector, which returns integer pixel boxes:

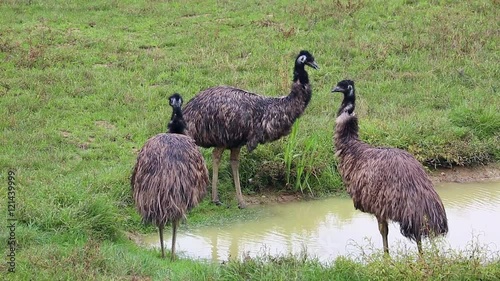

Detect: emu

[332,80,448,255]
[183,50,319,208]
[131,93,209,260]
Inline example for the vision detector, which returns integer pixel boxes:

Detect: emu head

[169,93,183,108]
[332,80,355,115]
[167,93,186,134]
[332,80,355,97]
[296,50,319,70]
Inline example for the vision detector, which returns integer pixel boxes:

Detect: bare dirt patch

[60,130,73,138]
[95,120,116,130]
[429,163,500,183]
[246,191,304,205]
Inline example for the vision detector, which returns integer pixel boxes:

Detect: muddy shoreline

[429,163,500,183]
[246,163,500,205]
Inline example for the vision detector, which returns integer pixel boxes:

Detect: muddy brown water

[141,181,500,262]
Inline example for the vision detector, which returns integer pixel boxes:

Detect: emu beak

[306,61,319,70]
[331,86,344,93]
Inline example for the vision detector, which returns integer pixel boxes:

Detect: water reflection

[142,181,500,262]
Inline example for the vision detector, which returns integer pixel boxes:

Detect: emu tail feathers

[399,199,448,241]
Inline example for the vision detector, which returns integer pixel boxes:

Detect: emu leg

[230,148,246,209]
[211,147,224,205]
[377,218,389,254]
[159,224,165,259]
[416,235,423,255]
[171,219,179,261]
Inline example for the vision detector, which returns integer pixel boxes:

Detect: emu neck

[254,82,311,150]
[287,81,312,107]
[265,83,311,122]
[337,92,356,117]
[334,114,360,154]
[293,64,309,85]
[168,106,186,134]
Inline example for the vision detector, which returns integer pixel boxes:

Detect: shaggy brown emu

[131,93,209,260]
[183,50,319,208]
[332,80,448,255]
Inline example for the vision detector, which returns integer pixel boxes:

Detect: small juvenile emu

[131,93,209,260]
[183,51,319,208]
[332,80,448,255]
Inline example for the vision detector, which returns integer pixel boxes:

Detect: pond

[141,180,500,263]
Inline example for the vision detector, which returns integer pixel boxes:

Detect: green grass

[215,242,500,281]
[0,0,499,279]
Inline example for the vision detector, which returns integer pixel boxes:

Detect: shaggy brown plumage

[131,94,209,260]
[183,51,319,208]
[332,80,448,255]
[184,82,312,151]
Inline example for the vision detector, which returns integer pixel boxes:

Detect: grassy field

[1,0,499,280]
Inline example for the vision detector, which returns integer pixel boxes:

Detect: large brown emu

[331,80,448,255]
[131,93,209,260]
[182,50,319,208]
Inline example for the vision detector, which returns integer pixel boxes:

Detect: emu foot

[213,200,223,206]
[382,250,391,259]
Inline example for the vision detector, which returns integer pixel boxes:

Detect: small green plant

[294,134,319,195]
[284,120,300,186]
[283,120,319,195]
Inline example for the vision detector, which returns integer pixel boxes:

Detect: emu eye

[297,55,307,64]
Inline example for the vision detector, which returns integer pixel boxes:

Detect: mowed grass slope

[0,0,499,280]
